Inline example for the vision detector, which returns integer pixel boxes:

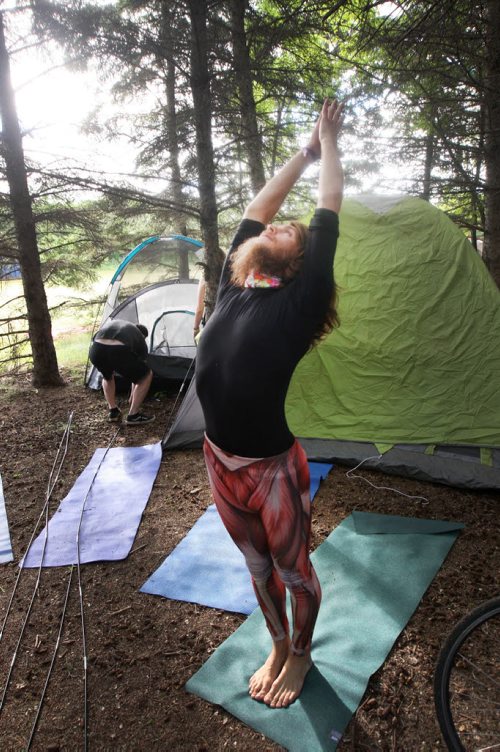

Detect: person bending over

[196,99,344,708]
[89,318,155,425]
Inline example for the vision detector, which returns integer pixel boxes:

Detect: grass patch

[55,330,91,370]
[1,278,101,376]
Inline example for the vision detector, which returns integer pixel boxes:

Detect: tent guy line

[345,454,430,504]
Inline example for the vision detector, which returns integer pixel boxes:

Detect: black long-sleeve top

[196,208,339,457]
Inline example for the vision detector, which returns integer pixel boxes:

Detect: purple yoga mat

[0,473,14,564]
[22,443,162,568]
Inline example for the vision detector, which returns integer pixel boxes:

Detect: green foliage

[4,0,496,287]
[342,0,487,230]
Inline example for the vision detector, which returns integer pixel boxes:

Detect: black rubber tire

[434,596,500,751]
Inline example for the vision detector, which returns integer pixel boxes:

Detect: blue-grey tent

[86,234,203,389]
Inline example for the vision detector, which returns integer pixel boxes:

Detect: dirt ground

[0,370,498,751]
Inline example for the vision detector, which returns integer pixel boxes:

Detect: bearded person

[196,98,344,708]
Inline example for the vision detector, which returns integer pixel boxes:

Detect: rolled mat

[140,462,333,613]
[186,511,464,751]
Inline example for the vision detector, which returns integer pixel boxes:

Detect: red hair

[230,221,339,346]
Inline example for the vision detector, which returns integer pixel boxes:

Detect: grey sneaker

[125,412,155,425]
[108,407,122,422]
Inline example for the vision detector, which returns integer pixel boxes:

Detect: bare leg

[263,650,312,708]
[129,370,153,414]
[102,375,117,409]
[249,636,290,700]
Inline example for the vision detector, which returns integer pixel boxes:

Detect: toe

[278,689,289,708]
[249,676,268,701]
[268,687,282,708]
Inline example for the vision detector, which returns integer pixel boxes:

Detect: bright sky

[12,60,140,181]
[5,3,145,192]
[5,3,410,198]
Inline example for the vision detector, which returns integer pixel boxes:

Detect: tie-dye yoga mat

[186,511,464,751]
[22,443,162,567]
[0,473,14,564]
[140,462,333,613]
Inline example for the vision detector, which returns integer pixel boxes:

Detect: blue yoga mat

[22,443,162,568]
[140,462,333,613]
[0,473,14,564]
[309,463,333,501]
[186,511,464,751]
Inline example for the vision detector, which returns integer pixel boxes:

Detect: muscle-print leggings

[203,435,321,656]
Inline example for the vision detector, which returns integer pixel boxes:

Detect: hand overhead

[243,96,345,223]
[319,98,345,146]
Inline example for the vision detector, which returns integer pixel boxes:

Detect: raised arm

[243,117,322,224]
[243,100,344,223]
[317,99,344,213]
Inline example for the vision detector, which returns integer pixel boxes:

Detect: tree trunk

[187,0,224,317]
[471,102,486,253]
[421,129,434,201]
[483,0,500,287]
[0,12,63,386]
[160,2,190,279]
[229,0,266,193]
[270,101,284,176]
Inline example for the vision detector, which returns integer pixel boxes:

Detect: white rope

[346,454,429,503]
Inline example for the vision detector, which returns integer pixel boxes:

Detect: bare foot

[263,651,312,708]
[248,638,290,701]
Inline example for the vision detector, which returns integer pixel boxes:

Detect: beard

[230,236,302,288]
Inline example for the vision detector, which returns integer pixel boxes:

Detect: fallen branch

[108,605,132,617]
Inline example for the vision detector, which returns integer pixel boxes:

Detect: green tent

[286,194,500,488]
[164,194,500,489]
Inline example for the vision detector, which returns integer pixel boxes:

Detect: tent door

[150,309,196,358]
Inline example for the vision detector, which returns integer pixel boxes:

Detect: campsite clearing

[0,371,498,751]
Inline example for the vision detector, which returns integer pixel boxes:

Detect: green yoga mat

[186,511,464,751]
